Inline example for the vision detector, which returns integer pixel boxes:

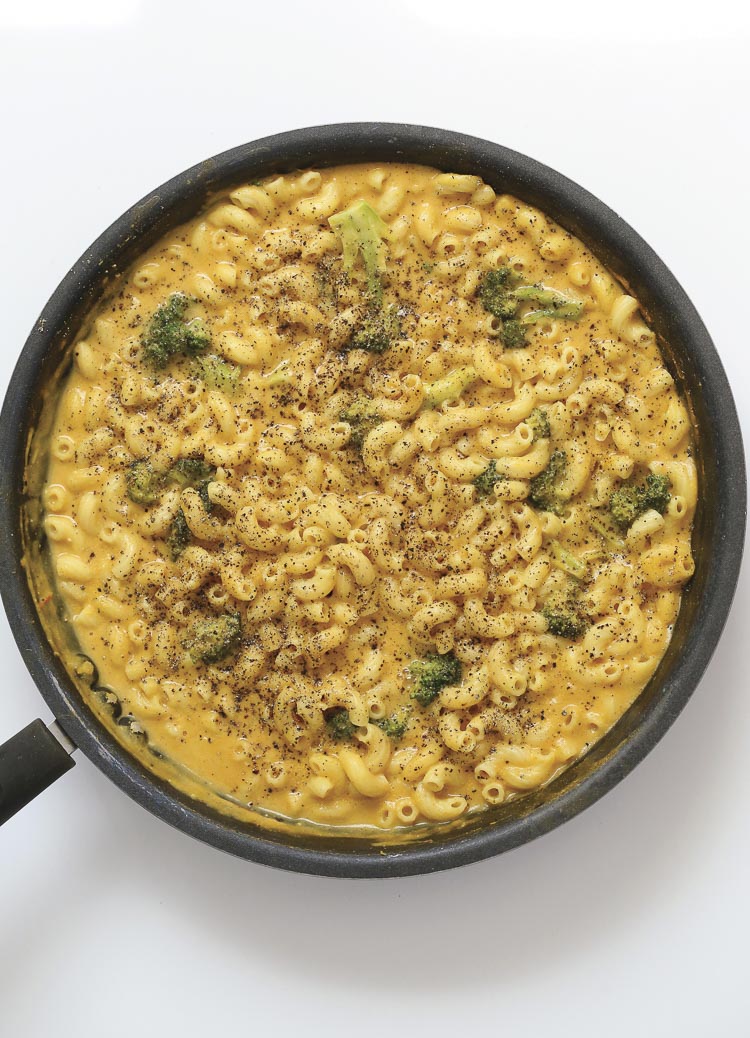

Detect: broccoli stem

[191,354,240,394]
[521,302,584,324]
[263,360,292,387]
[589,512,627,550]
[423,366,478,409]
[329,200,388,306]
[549,541,588,580]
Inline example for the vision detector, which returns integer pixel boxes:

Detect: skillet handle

[0,719,76,825]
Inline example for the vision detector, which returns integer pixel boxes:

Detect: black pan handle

[0,719,76,825]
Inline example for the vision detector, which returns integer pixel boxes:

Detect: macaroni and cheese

[37,163,696,831]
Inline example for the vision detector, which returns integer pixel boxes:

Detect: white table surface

[1,3,748,1034]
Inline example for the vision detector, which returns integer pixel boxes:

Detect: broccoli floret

[339,398,383,452]
[344,304,401,354]
[142,293,210,369]
[325,708,358,741]
[541,583,588,639]
[548,541,588,580]
[640,473,672,515]
[473,460,506,499]
[183,612,242,664]
[126,460,165,506]
[542,603,588,639]
[477,269,528,349]
[166,509,191,560]
[423,366,478,409]
[410,651,462,707]
[609,485,641,529]
[610,473,672,530]
[127,457,217,511]
[499,319,527,349]
[374,710,410,739]
[326,707,408,740]
[167,459,216,489]
[528,450,568,514]
[477,267,521,319]
[329,200,389,305]
[190,354,240,394]
[527,407,551,441]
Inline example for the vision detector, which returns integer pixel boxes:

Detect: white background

[1,2,748,1034]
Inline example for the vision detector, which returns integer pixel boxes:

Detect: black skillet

[0,124,744,877]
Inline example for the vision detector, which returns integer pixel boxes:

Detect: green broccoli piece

[499,319,527,349]
[609,485,641,530]
[527,407,551,441]
[423,366,478,409]
[610,473,672,530]
[477,269,583,349]
[166,459,216,516]
[262,359,293,388]
[131,458,217,542]
[374,710,410,739]
[473,460,506,499]
[183,612,242,664]
[511,284,581,310]
[344,304,401,354]
[166,509,191,560]
[126,460,165,506]
[198,482,213,513]
[541,582,588,639]
[640,473,672,515]
[522,301,584,325]
[410,651,462,707]
[329,200,389,305]
[512,284,584,324]
[142,293,210,369]
[190,354,240,394]
[589,511,627,550]
[528,450,568,514]
[548,541,588,581]
[325,708,358,741]
[542,603,588,639]
[339,398,383,452]
[477,267,521,319]
[166,459,216,489]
